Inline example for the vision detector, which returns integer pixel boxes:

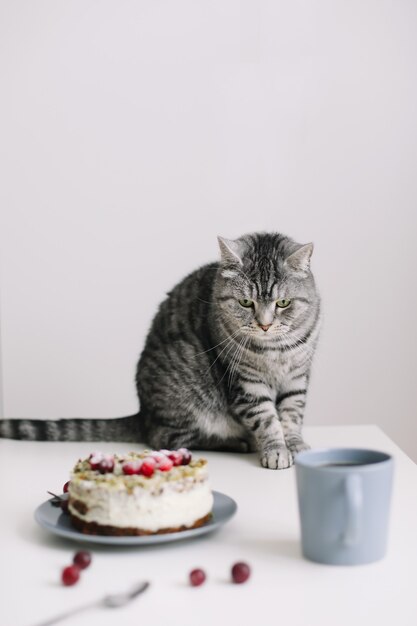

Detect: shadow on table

[271,538,302,560]
[16,516,235,555]
[17,517,304,566]
[233,535,303,562]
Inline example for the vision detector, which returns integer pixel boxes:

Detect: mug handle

[342,474,363,546]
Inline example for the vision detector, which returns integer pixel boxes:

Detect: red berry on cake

[98,455,115,474]
[157,456,174,471]
[62,565,80,586]
[66,450,213,536]
[122,461,142,475]
[140,458,156,477]
[168,451,183,466]
[231,562,251,584]
[89,451,104,470]
[189,568,206,586]
[178,448,192,465]
[73,551,92,570]
[150,451,166,461]
[63,481,70,493]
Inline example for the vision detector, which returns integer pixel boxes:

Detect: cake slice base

[70,512,212,536]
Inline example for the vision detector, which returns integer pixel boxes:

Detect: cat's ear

[285,243,314,274]
[217,236,244,266]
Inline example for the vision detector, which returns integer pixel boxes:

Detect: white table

[1,425,416,626]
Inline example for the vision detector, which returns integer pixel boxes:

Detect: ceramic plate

[34,491,237,545]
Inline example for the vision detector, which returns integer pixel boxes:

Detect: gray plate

[34,491,237,545]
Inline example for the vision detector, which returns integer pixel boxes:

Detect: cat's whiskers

[203,329,245,377]
[224,341,241,388]
[235,335,250,384]
[239,325,315,367]
[215,334,247,388]
[212,338,244,387]
[227,334,249,389]
[196,297,216,305]
[194,328,241,357]
[282,328,317,366]
[289,326,318,350]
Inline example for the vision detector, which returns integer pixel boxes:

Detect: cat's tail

[0,413,141,443]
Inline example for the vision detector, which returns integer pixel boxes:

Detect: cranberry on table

[73,550,92,570]
[62,565,80,586]
[231,562,251,584]
[63,481,70,493]
[189,568,206,587]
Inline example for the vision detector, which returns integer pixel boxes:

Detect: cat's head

[215,232,319,342]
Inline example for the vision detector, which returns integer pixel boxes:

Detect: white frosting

[69,471,213,532]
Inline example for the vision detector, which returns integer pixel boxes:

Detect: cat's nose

[258,324,272,332]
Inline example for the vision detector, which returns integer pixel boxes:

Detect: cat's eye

[239,298,253,308]
[276,299,291,308]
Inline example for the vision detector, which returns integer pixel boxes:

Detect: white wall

[1,1,416,460]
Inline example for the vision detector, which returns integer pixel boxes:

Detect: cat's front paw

[286,440,310,457]
[260,446,293,470]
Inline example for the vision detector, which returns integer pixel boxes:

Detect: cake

[67,448,213,535]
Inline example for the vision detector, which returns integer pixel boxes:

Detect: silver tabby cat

[0,232,321,469]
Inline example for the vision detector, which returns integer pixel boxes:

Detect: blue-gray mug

[295,448,394,565]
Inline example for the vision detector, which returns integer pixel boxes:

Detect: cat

[0,232,321,469]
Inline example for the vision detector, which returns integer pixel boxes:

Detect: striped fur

[0,414,140,442]
[0,232,321,469]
